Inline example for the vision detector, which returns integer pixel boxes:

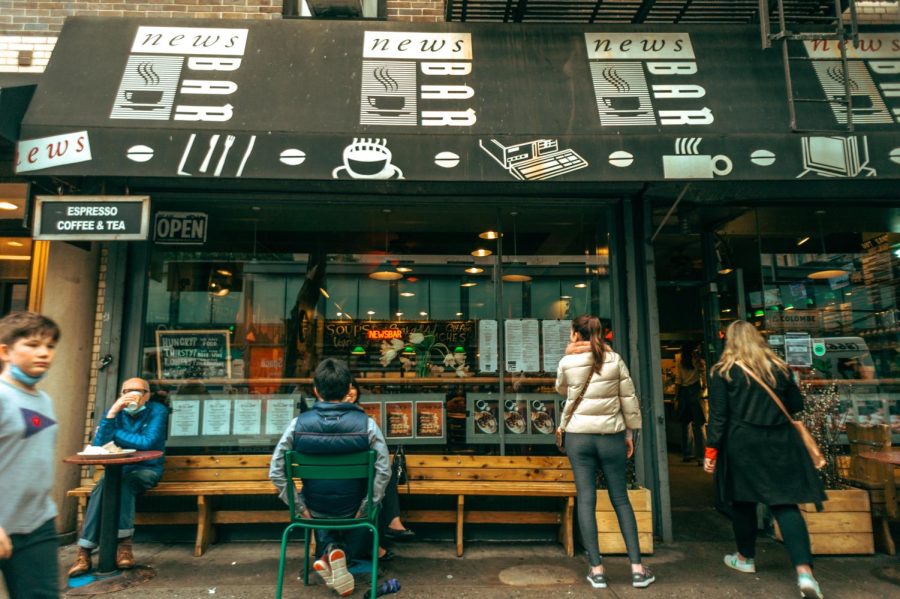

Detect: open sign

[154,211,207,245]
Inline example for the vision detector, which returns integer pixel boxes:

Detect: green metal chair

[275,449,381,599]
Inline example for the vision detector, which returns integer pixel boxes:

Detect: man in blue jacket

[68,377,169,576]
[270,358,390,597]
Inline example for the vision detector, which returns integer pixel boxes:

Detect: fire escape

[445,0,863,131]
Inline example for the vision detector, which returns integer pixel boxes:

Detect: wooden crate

[775,488,874,555]
[595,488,653,555]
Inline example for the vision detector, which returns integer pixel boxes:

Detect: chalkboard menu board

[156,329,232,380]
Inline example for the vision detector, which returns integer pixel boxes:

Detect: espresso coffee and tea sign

[33,195,149,241]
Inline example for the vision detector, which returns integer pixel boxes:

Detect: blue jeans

[78,468,161,549]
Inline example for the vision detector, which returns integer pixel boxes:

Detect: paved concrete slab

[53,537,897,599]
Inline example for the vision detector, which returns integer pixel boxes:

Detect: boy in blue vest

[0,311,61,599]
[270,358,390,597]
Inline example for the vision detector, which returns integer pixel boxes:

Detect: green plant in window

[379,332,469,377]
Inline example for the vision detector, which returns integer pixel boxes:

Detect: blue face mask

[124,404,146,416]
[10,364,46,386]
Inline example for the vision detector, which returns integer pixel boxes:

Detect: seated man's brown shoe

[116,538,135,569]
[68,547,92,577]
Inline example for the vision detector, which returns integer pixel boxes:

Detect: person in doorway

[676,342,706,465]
[704,320,826,599]
[269,359,390,597]
[0,312,61,599]
[556,315,654,590]
[346,379,414,556]
[68,377,169,576]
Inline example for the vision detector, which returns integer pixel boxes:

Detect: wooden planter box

[776,488,874,555]
[595,487,654,555]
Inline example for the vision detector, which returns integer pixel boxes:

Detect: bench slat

[407,455,571,469]
[161,468,273,482]
[409,467,573,482]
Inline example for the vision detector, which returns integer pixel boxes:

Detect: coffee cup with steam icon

[333,138,404,180]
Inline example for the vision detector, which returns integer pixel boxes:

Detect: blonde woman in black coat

[704,320,826,599]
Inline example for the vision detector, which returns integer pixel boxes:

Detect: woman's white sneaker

[798,573,824,599]
[723,553,756,573]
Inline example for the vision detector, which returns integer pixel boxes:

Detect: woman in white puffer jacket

[556,315,654,590]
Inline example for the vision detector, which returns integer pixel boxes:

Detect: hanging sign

[154,211,207,245]
[33,195,149,240]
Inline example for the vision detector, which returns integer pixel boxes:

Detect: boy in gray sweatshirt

[0,312,61,598]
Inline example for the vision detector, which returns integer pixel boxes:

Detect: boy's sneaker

[327,547,355,597]
[798,573,824,599]
[632,566,656,588]
[313,556,334,588]
[586,569,608,589]
[723,553,756,573]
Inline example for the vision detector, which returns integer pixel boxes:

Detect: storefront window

[141,203,615,454]
[714,207,899,441]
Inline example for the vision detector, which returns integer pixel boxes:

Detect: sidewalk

[57,534,898,598]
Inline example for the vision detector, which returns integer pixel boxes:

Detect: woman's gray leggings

[565,431,642,566]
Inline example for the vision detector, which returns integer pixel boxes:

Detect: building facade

[1,1,898,546]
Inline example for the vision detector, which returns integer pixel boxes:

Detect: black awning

[0,74,38,144]
[17,17,900,183]
[445,0,842,24]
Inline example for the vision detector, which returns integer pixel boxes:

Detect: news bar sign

[34,196,149,240]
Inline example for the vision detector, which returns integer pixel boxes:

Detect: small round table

[64,450,163,575]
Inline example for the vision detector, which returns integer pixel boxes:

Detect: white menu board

[478,319,498,372]
[542,319,572,373]
[266,398,296,435]
[169,399,200,437]
[202,399,232,436]
[232,399,262,435]
[505,319,540,372]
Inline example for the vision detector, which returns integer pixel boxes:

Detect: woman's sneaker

[723,553,756,573]
[586,569,608,589]
[632,566,656,588]
[798,573,824,599]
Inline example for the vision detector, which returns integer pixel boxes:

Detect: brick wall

[0,0,282,36]
[0,35,56,73]
[386,0,445,22]
[855,0,899,23]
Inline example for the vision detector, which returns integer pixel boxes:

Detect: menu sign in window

[505,319,540,372]
[478,319,498,372]
[385,401,414,439]
[415,401,445,438]
[360,402,383,430]
[156,329,232,380]
[542,319,572,373]
[169,398,200,437]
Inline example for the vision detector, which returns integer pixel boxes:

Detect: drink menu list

[505,319,540,372]
[542,320,572,373]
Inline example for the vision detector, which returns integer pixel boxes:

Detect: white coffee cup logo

[663,154,732,179]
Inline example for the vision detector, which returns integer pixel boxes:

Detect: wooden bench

[68,454,578,558]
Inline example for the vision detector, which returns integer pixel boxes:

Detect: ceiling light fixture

[807,210,850,280]
[465,266,484,274]
[471,248,492,257]
[797,236,810,247]
[400,291,416,297]
[396,266,413,273]
[502,211,532,282]
[479,230,502,240]
[370,208,403,281]
[574,283,587,289]
[0,202,18,210]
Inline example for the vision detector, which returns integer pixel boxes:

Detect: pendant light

[502,211,531,282]
[370,209,403,281]
[807,210,850,280]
